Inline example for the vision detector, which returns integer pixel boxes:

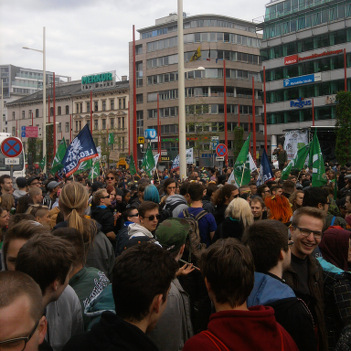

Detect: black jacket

[63,312,158,351]
[91,206,115,234]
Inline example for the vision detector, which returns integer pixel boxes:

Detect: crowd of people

[1,161,351,351]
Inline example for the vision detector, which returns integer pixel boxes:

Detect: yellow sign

[138,137,145,144]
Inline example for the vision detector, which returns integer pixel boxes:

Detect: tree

[335,91,351,166]
[233,126,244,161]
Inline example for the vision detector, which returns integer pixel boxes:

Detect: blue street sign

[21,126,26,131]
[144,129,157,140]
[21,132,26,137]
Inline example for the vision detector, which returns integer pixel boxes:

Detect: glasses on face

[129,213,139,217]
[102,194,110,199]
[294,226,322,239]
[143,214,160,221]
[0,319,39,351]
[264,190,271,193]
[106,177,115,180]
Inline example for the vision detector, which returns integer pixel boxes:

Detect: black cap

[27,176,40,186]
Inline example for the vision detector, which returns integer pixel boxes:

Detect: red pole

[344,49,347,91]
[32,112,34,127]
[48,95,50,124]
[70,114,72,142]
[248,113,251,156]
[157,93,161,155]
[312,98,315,126]
[223,59,228,166]
[238,104,240,127]
[90,91,93,134]
[53,72,56,157]
[252,77,256,162]
[16,120,18,137]
[263,66,267,153]
[133,25,138,171]
[128,101,130,155]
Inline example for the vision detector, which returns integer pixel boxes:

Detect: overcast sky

[0,0,267,81]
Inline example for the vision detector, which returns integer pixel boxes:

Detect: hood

[247,272,295,307]
[164,194,187,206]
[128,223,153,239]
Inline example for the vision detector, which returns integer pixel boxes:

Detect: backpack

[182,208,208,263]
[159,201,185,223]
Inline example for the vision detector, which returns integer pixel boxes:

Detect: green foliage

[233,126,244,161]
[335,91,351,166]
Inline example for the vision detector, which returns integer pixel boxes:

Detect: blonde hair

[59,182,96,244]
[225,197,254,229]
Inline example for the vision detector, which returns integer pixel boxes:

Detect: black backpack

[159,201,185,223]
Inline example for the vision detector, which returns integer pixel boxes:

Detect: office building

[129,13,264,166]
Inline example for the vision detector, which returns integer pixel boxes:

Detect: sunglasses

[143,214,160,221]
[102,195,110,199]
[129,213,139,217]
[106,177,115,180]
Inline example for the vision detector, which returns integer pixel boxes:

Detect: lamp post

[23,26,46,173]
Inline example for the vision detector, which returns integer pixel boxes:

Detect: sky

[0,0,267,82]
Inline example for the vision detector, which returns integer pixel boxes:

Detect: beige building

[6,74,129,164]
[129,13,264,166]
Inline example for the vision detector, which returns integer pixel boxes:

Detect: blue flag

[257,149,274,186]
[61,125,98,177]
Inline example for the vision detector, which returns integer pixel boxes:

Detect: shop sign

[290,97,312,108]
[81,71,116,91]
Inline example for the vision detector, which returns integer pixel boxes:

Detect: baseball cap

[47,181,62,191]
[27,176,40,186]
[155,218,190,253]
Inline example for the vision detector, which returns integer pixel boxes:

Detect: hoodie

[128,223,154,239]
[164,194,188,218]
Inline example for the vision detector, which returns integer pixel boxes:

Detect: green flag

[141,145,155,177]
[234,134,251,186]
[108,133,114,146]
[309,133,327,187]
[51,138,67,174]
[39,156,46,170]
[129,155,137,175]
[89,162,100,181]
[74,159,93,175]
[281,144,310,181]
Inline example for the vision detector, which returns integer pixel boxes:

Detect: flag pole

[240,162,246,187]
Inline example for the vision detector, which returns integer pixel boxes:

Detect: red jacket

[183,305,298,351]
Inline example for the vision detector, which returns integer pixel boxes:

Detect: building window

[102,119,106,130]
[57,122,62,133]
[94,101,98,112]
[28,110,32,119]
[118,118,121,129]
[86,101,90,113]
[35,109,39,118]
[75,121,79,132]
[102,100,106,111]
[94,120,98,130]
[22,111,25,119]
[65,122,69,132]
[65,105,69,114]
[122,137,125,150]
[50,107,54,116]
[57,106,61,115]
[12,127,16,135]
[12,112,15,120]
[136,94,143,104]
[110,99,115,110]
[110,118,114,129]
[122,97,126,109]
[76,102,82,113]
[122,117,125,129]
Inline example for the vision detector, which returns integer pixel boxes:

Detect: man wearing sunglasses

[283,207,328,351]
[128,201,160,241]
[0,271,47,351]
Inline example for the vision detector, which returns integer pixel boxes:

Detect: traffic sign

[5,158,20,165]
[144,129,157,139]
[216,156,224,161]
[138,137,145,144]
[211,140,219,150]
[1,137,23,158]
[216,143,228,157]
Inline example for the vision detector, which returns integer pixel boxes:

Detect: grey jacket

[148,278,193,351]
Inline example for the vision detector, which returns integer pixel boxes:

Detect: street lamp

[23,26,46,173]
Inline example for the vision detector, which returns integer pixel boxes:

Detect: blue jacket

[247,272,295,307]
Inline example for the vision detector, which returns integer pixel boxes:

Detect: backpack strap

[330,216,336,226]
[200,330,230,351]
[183,208,190,218]
[195,210,208,221]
